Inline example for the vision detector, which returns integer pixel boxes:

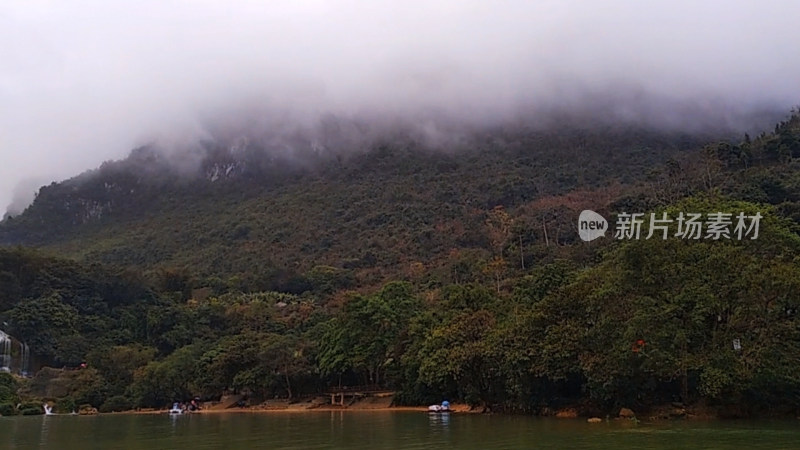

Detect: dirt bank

[124,397,475,415]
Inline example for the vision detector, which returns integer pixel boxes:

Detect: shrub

[0,373,16,390]
[100,395,132,413]
[21,407,43,416]
[0,385,17,404]
[0,403,16,416]
[18,402,43,411]
[56,397,77,414]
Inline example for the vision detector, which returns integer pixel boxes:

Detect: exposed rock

[670,408,687,418]
[555,408,578,418]
[78,406,98,415]
[619,407,636,418]
[587,417,602,423]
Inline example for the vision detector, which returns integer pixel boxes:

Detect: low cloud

[1,0,798,213]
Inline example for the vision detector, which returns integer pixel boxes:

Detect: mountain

[0,125,717,292]
[1,112,800,416]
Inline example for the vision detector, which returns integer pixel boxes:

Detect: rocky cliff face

[0,137,317,245]
[0,125,722,278]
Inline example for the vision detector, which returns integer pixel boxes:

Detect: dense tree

[1,114,800,416]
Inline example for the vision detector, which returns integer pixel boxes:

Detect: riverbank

[123,396,476,415]
[10,407,800,449]
[69,396,792,421]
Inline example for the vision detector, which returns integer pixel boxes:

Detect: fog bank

[2,0,799,214]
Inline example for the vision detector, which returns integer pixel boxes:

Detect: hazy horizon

[2,0,799,214]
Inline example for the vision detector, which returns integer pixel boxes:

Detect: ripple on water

[2,412,800,449]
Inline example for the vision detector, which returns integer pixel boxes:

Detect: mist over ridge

[2,0,799,214]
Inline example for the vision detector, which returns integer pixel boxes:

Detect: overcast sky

[2,0,799,214]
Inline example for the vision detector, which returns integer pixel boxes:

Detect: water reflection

[5,413,800,449]
[39,414,51,447]
[430,413,450,426]
[428,412,450,430]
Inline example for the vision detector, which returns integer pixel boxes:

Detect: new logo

[578,210,608,242]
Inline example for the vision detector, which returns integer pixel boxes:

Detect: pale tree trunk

[284,367,293,400]
[543,221,550,247]
[681,339,688,404]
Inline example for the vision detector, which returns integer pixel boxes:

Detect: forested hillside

[1,126,712,292]
[1,112,800,417]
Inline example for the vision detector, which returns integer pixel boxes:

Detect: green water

[1,412,799,449]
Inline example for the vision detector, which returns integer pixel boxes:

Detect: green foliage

[0,403,16,416]
[0,372,18,404]
[541,198,800,409]
[304,266,354,295]
[0,127,714,292]
[0,372,18,406]
[7,293,80,362]
[0,386,15,404]
[87,344,157,398]
[2,115,800,415]
[55,397,76,414]
[99,395,133,413]
[417,309,502,407]
[66,368,107,407]
[318,282,421,387]
[512,260,575,305]
[18,402,44,415]
[131,344,206,408]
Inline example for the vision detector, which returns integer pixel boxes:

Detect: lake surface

[2,411,799,449]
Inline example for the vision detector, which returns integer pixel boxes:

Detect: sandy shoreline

[123,403,475,415]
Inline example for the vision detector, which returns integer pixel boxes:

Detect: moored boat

[428,401,451,413]
[168,402,185,414]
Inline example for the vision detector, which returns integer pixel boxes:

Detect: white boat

[168,403,185,414]
[428,401,451,413]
